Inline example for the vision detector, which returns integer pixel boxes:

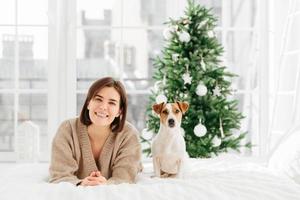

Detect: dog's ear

[152,102,165,114]
[176,101,189,114]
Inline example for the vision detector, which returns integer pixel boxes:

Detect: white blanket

[1,155,300,200]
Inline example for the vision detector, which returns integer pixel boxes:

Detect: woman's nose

[98,102,108,110]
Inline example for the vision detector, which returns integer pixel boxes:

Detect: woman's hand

[79,171,107,186]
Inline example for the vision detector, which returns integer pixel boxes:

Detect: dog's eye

[162,110,168,114]
[175,109,180,113]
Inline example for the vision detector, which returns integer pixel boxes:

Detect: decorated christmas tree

[141,0,251,158]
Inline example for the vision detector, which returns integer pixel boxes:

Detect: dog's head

[153,102,189,129]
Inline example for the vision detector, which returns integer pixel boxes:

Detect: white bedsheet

[1,155,300,200]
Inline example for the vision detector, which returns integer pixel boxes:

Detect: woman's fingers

[90,171,96,177]
[87,176,106,183]
[96,171,101,177]
[98,176,107,182]
[79,173,107,186]
[90,171,102,177]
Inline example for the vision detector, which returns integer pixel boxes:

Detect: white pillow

[268,129,300,183]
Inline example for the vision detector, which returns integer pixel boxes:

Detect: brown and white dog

[151,101,189,178]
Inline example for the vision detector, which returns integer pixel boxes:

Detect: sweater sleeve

[107,127,142,184]
[49,120,82,186]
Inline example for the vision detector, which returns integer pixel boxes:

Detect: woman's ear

[87,101,90,110]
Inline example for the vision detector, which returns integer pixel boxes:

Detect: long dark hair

[80,77,128,133]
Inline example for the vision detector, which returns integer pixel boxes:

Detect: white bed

[1,154,300,200]
[2,125,300,200]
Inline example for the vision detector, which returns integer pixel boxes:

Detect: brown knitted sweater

[49,118,142,185]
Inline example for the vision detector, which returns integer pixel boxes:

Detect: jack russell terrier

[151,101,189,178]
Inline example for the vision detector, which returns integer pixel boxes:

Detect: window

[0,0,48,161]
[1,0,279,161]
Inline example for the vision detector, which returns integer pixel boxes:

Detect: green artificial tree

[141,0,251,158]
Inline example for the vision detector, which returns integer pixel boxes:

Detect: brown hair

[80,77,127,133]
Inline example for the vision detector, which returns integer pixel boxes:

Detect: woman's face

[87,86,121,128]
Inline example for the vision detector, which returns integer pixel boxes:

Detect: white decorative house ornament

[16,121,40,162]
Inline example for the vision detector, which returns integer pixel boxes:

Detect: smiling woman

[49,77,142,186]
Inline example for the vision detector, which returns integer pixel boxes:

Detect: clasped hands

[80,171,107,186]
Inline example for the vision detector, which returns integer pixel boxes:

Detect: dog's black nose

[168,119,175,127]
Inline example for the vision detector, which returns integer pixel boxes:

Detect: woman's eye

[109,102,116,105]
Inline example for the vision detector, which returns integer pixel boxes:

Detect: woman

[49,77,142,186]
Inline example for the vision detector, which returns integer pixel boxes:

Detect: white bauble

[141,128,154,140]
[212,136,222,146]
[163,28,173,40]
[194,123,207,137]
[156,94,167,104]
[178,31,191,43]
[196,83,207,96]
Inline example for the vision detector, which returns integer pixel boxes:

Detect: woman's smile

[94,112,109,119]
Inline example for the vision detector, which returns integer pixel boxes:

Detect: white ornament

[16,121,40,162]
[163,27,173,40]
[213,86,221,96]
[198,19,208,28]
[163,74,167,85]
[219,118,225,138]
[200,59,206,70]
[196,83,207,96]
[156,94,167,104]
[141,128,154,140]
[208,30,215,38]
[172,54,179,62]
[178,31,191,43]
[153,81,162,93]
[212,136,222,146]
[174,25,179,31]
[194,123,207,137]
[182,72,192,85]
[183,19,191,24]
